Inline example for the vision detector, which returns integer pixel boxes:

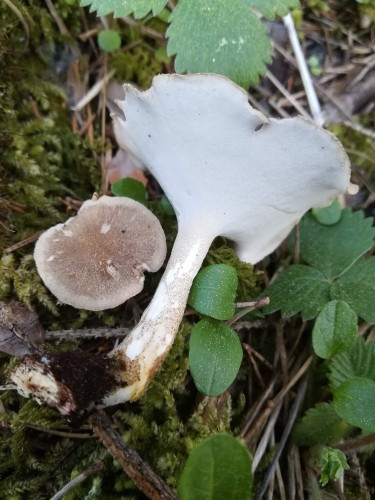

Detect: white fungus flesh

[34,196,166,311]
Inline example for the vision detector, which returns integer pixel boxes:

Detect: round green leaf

[111,178,147,204]
[178,434,253,500]
[312,199,341,226]
[98,30,121,52]
[334,377,375,431]
[188,264,238,320]
[189,318,243,396]
[312,300,357,359]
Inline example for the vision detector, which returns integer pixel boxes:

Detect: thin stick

[72,70,115,112]
[50,461,105,500]
[2,0,30,43]
[335,433,375,452]
[0,385,17,391]
[226,297,270,327]
[283,13,324,126]
[89,411,178,500]
[254,374,308,500]
[44,0,69,35]
[266,70,312,120]
[26,425,94,439]
[252,401,283,472]
[4,232,42,253]
[45,327,130,341]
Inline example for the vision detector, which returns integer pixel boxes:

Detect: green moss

[111,46,163,88]
[206,240,262,301]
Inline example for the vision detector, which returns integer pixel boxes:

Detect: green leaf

[98,30,121,52]
[312,199,342,226]
[333,377,375,431]
[299,208,375,279]
[188,264,238,320]
[167,0,271,88]
[81,0,168,18]
[329,337,375,389]
[312,301,357,359]
[161,195,175,215]
[189,318,243,396]
[293,403,351,446]
[318,447,349,487]
[330,257,375,323]
[111,178,147,204]
[178,434,253,500]
[239,0,300,19]
[263,265,330,320]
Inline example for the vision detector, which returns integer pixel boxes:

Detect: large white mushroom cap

[34,196,166,311]
[114,73,352,263]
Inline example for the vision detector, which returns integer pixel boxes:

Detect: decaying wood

[88,411,178,500]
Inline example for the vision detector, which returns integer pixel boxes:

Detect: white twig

[283,13,324,126]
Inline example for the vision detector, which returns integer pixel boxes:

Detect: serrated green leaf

[330,257,375,323]
[189,318,243,396]
[98,30,121,52]
[178,434,253,500]
[111,177,147,204]
[167,0,271,88]
[312,199,342,226]
[318,447,349,486]
[299,209,375,279]
[80,0,168,19]
[312,301,357,359]
[334,377,375,431]
[239,0,300,19]
[293,403,351,446]
[329,337,375,389]
[188,264,238,320]
[263,265,330,320]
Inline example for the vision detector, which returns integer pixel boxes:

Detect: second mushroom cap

[34,196,167,311]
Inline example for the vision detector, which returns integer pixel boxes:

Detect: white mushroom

[103,73,354,405]
[34,196,167,311]
[10,74,355,414]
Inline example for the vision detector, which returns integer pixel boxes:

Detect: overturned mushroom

[34,195,166,310]
[10,74,355,414]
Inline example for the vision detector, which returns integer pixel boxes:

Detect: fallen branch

[88,410,178,500]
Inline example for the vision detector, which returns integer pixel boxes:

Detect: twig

[121,17,165,40]
[88,411,178,500]
[26,425,94,439]
[252,400,283,472]
[283,13,324,126]
[72,70,115,112]
[266,70,312,120]
[226,297,270,327]
[44,0,69,36]
[240,375,278,437]
[50,461,105,500]
[254,374,308,500]
[335,433,375,453]
[44,327,130,341]
[0,385,17,391]
[4,232,42,253]
[2,0,30,44]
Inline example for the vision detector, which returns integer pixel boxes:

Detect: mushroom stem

[103,222,214,406]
